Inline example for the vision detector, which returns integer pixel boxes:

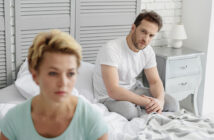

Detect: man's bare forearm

[101,65,151,107]
[149,81,165,101]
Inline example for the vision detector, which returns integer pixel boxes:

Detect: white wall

[202,1,214,115]
[182,0,213,115]
[141,0,183,47]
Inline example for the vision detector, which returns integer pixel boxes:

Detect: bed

[1,60,214,140]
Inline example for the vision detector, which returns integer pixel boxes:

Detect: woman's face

[32,52,78,103]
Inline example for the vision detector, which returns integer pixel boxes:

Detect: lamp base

[171,40,183,49]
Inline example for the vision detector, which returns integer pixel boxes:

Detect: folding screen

[0,0,12,88]
[0,0,140,88]
[75,0,141,63]
[14,0,75,70]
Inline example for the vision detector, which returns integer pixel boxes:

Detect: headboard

[0,0,141,88]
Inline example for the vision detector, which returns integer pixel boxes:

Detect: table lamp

[170,24,187,48]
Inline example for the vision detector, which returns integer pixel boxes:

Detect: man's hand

[144,96,164,114]
[144,67,165,114]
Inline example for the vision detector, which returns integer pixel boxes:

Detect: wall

[202,1,214,115]
[141,0,183,47]
[182,0,212,115]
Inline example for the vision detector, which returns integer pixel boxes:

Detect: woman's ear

[30,68,39,85]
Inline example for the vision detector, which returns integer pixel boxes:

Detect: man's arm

[101,64,151,107]
[144,67,165,113]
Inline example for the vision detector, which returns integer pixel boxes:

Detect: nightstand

[143,46,204,115]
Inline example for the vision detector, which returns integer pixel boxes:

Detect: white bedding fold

[93,102,214,140]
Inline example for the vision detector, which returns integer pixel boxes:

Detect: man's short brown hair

[134,10,163,31]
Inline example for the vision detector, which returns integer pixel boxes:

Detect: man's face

[131,19,159,51]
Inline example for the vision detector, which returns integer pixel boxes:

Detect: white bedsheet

[101,104,214,140]
[0,85,26,104]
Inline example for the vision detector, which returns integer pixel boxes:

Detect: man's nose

[144,34,150,43]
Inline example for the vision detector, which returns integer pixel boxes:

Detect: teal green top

[0,97,108,140]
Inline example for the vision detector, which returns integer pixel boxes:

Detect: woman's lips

[55,91,66,95]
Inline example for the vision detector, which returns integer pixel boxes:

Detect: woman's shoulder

[75,96,108,139]
[4,99,31,118]
[77,96,92,111]
[0,99,31,135]
[76,96,106,120]
[75,96,101,117]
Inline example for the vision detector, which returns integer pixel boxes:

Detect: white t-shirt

[93,37,157,102]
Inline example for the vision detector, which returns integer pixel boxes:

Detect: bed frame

[0,0,141,88]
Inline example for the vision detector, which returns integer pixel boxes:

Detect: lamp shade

[170,24,187,40]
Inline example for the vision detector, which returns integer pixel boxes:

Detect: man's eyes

[141,30,146,33]
[141,30,155,38]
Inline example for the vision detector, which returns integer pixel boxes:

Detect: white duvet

[1,101,214,140]
[95,103,214,140]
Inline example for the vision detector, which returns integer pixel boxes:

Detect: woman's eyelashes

[48,71,76,77]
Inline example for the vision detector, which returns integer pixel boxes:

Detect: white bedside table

[143,46,204,115]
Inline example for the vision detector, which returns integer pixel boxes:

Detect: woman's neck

[31,95,78,118]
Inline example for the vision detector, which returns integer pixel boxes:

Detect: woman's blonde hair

[28,29,82,71]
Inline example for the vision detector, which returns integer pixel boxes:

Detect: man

[93,10,179,120]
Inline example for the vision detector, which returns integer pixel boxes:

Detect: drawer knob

[180,82,187,86]
[180,65,188,69]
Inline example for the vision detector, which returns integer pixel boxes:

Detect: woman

[0,30,108,140]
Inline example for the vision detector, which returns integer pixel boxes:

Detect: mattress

[0,84,26,119]
[0,84,26,104]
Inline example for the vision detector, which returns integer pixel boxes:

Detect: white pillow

[75,61,95,102]
[15,59,94,101]
[15,59,40,99]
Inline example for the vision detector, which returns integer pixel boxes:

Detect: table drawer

[167,57,201,78]
[165,75,200,94]
[169,90,194,101]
